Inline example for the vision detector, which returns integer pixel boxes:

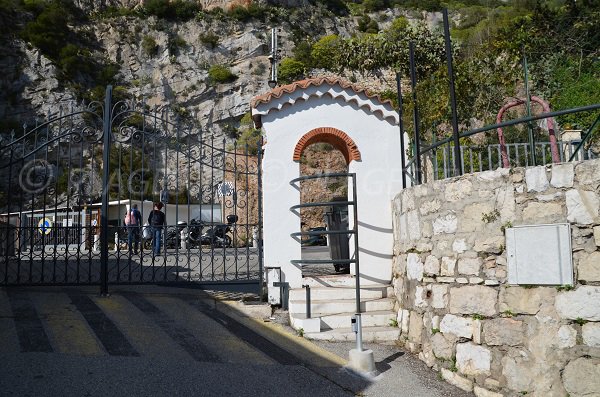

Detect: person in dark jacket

[148,202,166,255]
[126,203,143,254]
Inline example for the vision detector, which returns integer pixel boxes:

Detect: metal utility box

[506,223,573,285]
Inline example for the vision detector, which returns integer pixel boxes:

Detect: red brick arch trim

[293,127,361,164]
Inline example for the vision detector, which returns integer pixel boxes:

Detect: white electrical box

[506,223,573,285]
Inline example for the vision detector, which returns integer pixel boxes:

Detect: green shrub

[168,35,187,56]
[144,0,201,20]
[358,14,379,33]
[236,128,262,155]
[363,0,386,12]
[278,58,306,84]
[141,35,158,57]
[198,32,219,49]
[208,65,237,84]
[311,35,342,70]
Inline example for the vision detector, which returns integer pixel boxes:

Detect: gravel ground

[270,308,475,397]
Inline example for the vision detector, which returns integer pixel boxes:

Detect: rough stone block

[452,239,468,253]
[555,286,600,321]
[500,286,556,315]
[407,253,424,281]
[402,189,416,211]
[420,199,441,215]
[445,179,473,202]
[483,318,523,346]
[458,257,483,276]
[401,309,410,334]
[437,277,455,283]
[582,323,600,347]
[484,280,499,286]
[431,332,454,360]
[469,277,484,284]
[578,251,600,282]
[431,284,448,309]
[424,255,440,275]
[522,201,563,222]
[415,286,428,308]
[473,386,503,397]
[456,278,468,284]
[575,159,600,189]
[450,286,498,316]
[594,226,600,246]
[433,213,458,235]
[501,355,534,392]
[472,319,482,344]
[562,357,600,397]
[456,342,491,376]
[496,186,516,222]
[525,166,549,192]
[441,256,456,276]
[550,163,574,188]
[473,236,504,254]
[557,325,577,348]
[461,202,495,233]
[440,368,473,392]
[407,210,422,240]
[476,168,509,181]
[408,311,423,343]
[440,314,473,338]
[566,189,600,225]
[484,378,500,390]
[536,192,563,202]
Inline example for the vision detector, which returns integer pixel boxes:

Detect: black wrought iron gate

[0,86,263,293]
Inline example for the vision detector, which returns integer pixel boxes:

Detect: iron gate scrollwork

[0,86,263,293]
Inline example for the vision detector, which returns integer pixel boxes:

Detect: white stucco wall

[257,91,409,288]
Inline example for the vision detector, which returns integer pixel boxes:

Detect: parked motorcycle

[184,215,238,248]
[142,222,186,251]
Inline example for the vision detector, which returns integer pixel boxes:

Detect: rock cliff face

[0,1,401,138]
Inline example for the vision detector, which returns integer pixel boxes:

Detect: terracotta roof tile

[250,77,394,109]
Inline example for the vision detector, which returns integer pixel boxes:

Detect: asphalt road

[0,285,364,397]
[0,285,475,397]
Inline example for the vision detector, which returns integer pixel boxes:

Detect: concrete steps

[291,310,396,330]
[288,276,399,343]
[304,326,401,342]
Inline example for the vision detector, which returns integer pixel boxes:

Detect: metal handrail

[291,230,356,237]
[290,201,354,210]
[291,259,357,265]
[289,172,354,184]
[289,171,364,352]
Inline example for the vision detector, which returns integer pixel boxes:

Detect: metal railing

[289,172,365,352]
[418,140,598,183]
[402,104,600,186]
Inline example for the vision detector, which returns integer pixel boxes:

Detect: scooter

[185,215,237,248]
[142,222,185,251]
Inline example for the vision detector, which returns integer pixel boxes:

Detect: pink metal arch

[496,96,559,168]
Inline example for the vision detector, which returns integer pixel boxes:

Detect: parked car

[301,227,327,246]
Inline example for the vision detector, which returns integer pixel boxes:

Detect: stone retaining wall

[391,159,600,397]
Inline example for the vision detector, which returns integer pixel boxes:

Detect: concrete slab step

[289,298,395,315]
[290,310,396,330]
[301,275,390,288]
[289,286,391,301]
[304,326,401,342]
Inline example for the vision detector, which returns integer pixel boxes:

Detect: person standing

[148,202,166,256]
[125,203,142,254]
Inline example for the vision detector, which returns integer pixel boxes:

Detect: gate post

[257,136,265,299]
[100,86,113,296]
